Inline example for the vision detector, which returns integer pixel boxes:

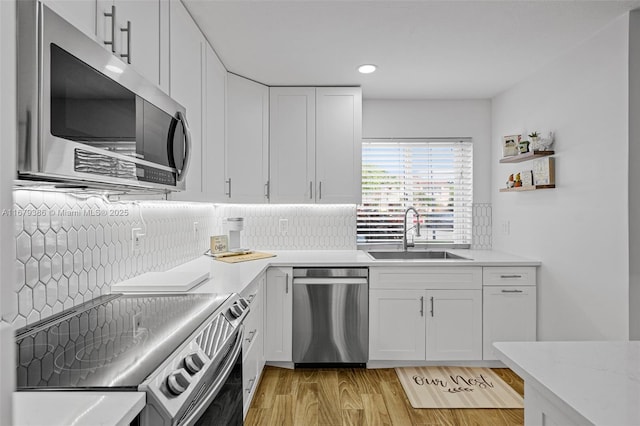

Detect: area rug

[395,366,524,409]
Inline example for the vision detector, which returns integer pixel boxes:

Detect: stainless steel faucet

[403,207,421,251]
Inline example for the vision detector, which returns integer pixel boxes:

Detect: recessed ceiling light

[358,64,377,74]
[106,64,124,74]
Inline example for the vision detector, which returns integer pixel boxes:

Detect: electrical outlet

[193,221,200,239]
[279,218,288,235]
[132,228,144,253]
[501,220,510,236]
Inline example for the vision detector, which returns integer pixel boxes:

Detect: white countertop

[13,392,145,426]
[186,249,540,295]
[494,341,640,426]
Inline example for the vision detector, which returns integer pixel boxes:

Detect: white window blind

[357,138,473,245]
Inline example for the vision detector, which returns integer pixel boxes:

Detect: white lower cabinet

[241,273,265,417]
[264,267,293,362]
[369,267,483,362]
[426,290,482,360]
[482,272,537,360]
[369,289,425,360]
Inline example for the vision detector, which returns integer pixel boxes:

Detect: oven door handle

[179,327,243,426]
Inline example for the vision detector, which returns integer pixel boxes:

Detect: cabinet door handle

[419,296,424,317]
[430,296,434,317]
[319,181,322,200]
[245,377,256,394]
[285,273,289,293]
[265,180,270,199]
[310,181,313,199]
[245,329,257,343]
[501,289,524,293]
[225,178,231,197]
[120,21,131,64]
[500,275,522,279]
[104,5,116,53]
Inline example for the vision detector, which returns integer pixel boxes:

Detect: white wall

[492,15,630,340]
[362,99,492,203]
[629,10,640,341]
[0,0,16,422]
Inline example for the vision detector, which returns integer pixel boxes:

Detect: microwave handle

[176,111,192,184]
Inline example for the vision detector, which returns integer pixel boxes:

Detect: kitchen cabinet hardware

[310,181,313,199]
[104,6,116,53]
[245,377,256,394]
[120,20,131,64]
[501,289,524,293]
[285,273,289,293]
[319,181,322,199]
[430,296,434,317]
[225,178,232,197]
[500,274,523,279]
[245,329,257,344]
[264,181,270,199]
[420,296,424,317]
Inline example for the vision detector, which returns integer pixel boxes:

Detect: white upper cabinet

[167,0,203,201]
[202,46,227,202]
[226,73,270,203]
[269,87,362,204]
[269,87,316,203]
[315,87,362,204]
[45,0,168,92]
[111,0,165,91]
[42,0,97,37]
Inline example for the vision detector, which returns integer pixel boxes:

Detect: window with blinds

[357,138,473,245]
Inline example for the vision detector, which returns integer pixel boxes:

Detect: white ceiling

[183,0,640,99]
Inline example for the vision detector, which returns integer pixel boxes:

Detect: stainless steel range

[15,292,249,426]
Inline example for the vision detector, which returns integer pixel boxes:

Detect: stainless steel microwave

[17,1,191,192]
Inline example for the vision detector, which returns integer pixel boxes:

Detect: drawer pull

[500,274,523,279]
[501,289,524,293]
[246,377,256,394]
[245,329,257,344]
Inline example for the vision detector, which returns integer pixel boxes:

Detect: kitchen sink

[367,251,470,260]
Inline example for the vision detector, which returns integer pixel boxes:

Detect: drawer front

[242,343,259,413]
[483,267,536,286]
[370,266,482,290]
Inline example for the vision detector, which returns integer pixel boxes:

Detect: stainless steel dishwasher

[292,267,368,367]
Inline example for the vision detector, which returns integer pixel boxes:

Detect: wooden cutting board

[215,252,276,263]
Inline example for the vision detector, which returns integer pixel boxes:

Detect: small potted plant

[528,131,540,150]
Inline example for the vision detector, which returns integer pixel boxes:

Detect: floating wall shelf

[499,150,555,164]
[499,184,556,192]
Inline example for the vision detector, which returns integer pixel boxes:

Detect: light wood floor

[245,367,524,426]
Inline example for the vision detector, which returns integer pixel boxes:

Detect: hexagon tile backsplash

[213,204,358,250]
[11,190,490,328]
[11,190,215,328]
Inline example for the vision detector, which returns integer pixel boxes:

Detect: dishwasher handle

[292,278,369,285]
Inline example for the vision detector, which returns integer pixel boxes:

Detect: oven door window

[49,44,174,168]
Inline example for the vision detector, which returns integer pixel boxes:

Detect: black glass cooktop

[15,293,231,390]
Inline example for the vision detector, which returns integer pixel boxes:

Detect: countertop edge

[13,391,146,426]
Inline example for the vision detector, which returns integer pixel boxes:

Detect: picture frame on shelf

[502,135,520,157]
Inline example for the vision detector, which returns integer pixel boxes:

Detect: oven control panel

[227,297,250,319]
